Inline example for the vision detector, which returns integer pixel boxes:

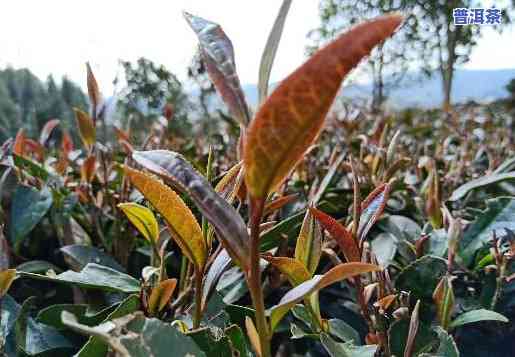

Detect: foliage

[1,5,515,357]
[0,68,87,142]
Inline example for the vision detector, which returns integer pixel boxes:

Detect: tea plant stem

[248,198,271,357]
[179,256,189,292]
[193,269,203,329]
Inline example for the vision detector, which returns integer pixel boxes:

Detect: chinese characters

[453,8,502,25]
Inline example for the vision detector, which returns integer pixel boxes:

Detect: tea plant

[1,3,515,357]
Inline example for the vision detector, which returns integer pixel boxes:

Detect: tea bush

[1,7,514,357]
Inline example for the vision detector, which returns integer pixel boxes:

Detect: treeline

[0,68,87,142]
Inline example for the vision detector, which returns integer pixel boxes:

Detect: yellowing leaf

[74,108,96,149]
[245,316,262,357]
[268,262,380,331]
[118,202,160,244]
[0,269,16,297]
[244,15,403,199]
[294,210,322,276]
[148,278,177,314]
[433,276,454,330]
[262,255,310,286]
[125,167,207,271]
[131,150,250,271]
[214,161,244,203]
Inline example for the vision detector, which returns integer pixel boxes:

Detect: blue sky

[0,0,513,94]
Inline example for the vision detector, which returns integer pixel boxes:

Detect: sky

[0,0,514,94]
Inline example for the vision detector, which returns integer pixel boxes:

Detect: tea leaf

[358,183,391,241]
[449,172,515,201]
[404,300,421,357]
[434,326,459,357]
[81,155,97,183]
[60,245,126,272]
[244,15,403,199]
[64,312,207,357]
[19,263,140,293]
[201,249,232,310]
[10,185,53,248]
[245,316,262,357]
[433,276,455,330]
[295,210,322,276]
[459,197,515,266]
[39,118,60,145]
[310,207,360,262]
[268,262,380,331]
[264,194,298,215]
[388,319,437,357]
[262,255,310,286]
[86,62,101,119]
[184,12,250,126]
[449,309,508,329]
[118,202,160,244]
[321,333,377,357]
[0,269,16,297]
[75,295,140,356]
[258,0,292,104]
[214,162,244,202]
[395,256,447,300]
[13,154,51,181]
[328,319,360,344]
[13,128,25,156]
[148,278,177,314]
[74,108,96,149]
[131,150,250,271]
[125,166,206,270]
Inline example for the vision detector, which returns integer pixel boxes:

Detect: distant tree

[507,78,515,107]
[410,0,512,110]
[308,0,420,112]
[0,68,87,143]
[118,58,192,142]
[310,0,513,110]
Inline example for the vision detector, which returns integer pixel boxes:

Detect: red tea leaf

[244,15,403,199]
[310,207,360,262]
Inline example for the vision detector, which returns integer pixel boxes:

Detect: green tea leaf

[19,263,140,293]
[10,185,53,248]
[295,210,322,276]
[60,245,125,272]
[395,256,447,300]
[258,0,292,104]
[460,197,515,266]
[449,172,515,201]
[449,309,508,329]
